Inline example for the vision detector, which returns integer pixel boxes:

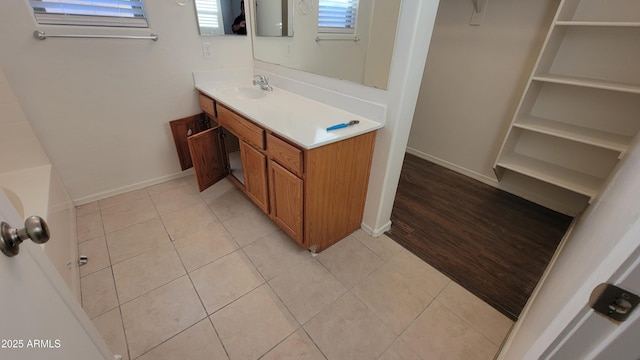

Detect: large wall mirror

[195,0,247,35]
[250,0,401,89]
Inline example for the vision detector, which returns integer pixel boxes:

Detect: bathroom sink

[225,86,267,99]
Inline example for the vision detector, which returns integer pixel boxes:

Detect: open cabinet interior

[225,132,244,184]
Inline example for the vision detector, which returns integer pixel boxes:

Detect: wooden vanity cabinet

[267,133,304,245]
[268,160,304,245]
[168,113,211,171]
[190,92,376,252]
[168,112,228,192]
[188,127,228,191]
[240,140,269,214]
[301,132,376,252]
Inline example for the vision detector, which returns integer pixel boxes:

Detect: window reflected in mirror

[195,0,247,35]
[318,0,359,34]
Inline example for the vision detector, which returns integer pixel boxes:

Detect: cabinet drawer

[217,104,265,150]
[267,133,303,177]
[199,94,215,117]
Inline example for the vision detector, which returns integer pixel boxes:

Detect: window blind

[318,0,359,34]
[194,0,224,36]
[29,0,149,28]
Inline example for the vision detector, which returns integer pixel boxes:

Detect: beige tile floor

[76,175,513,360]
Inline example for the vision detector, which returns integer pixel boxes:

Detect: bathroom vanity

[173,78,382,252]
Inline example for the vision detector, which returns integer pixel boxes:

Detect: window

[194,0,224,36]
[318,0,359,34]
[28,0,149,27]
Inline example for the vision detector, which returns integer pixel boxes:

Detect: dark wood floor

[387,153,573,320]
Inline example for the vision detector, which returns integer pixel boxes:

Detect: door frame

[0,188,115,359]
[542,219,640,359]
[498,135,640,359]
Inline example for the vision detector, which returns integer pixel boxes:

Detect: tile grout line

[131,317,215,360]
[166,205,233,360]
[99,202,133,360]
[195,182,288,359]
[86,182,201,359]
[299,326,330,360]
[353,245,451,360]
[433,294,509,349]
[393,296,438,360]
[78,180,186,358]
[78,203,132,360]
[309,234,399,344]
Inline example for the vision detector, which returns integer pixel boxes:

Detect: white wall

[0,65,79,300]
[407,0,558,191]
[363,0,402,89]
[0,67,49,172]
[0,1,252,203]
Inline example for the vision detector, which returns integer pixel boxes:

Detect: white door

[255,0,283,36]
[0,189,114,359]
[591,256,640,360]
[544,220,640,360]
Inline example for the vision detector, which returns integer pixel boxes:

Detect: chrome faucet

[253,74,272,91]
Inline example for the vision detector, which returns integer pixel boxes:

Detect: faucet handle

[254,74,268,83]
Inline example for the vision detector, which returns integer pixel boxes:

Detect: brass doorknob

[0,216,50,257]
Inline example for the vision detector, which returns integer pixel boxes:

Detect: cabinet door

[188,127,228,191]
[169,114,207,171]
[268,161,304,246]
[240,141,269,214]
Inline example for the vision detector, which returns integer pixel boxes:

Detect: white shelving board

[555,21,640,27]
[514,116,631,154]
[492,0,640,214]
[497,153,601,200]
[532,74,640,94]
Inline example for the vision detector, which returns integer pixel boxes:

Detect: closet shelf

[513,116,631,153]
[496,153,601,199]
[532,74,640,94]
[493,0,638,214]
[555,21,640,27]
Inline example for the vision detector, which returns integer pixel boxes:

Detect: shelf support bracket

[470,0,488,26]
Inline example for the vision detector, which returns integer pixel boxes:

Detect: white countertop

[195,80,383,150]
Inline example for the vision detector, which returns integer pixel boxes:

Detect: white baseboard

[405,147,500,187]
[73,169,195,206]
[361,220,392,237]
[404,147,582,216]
